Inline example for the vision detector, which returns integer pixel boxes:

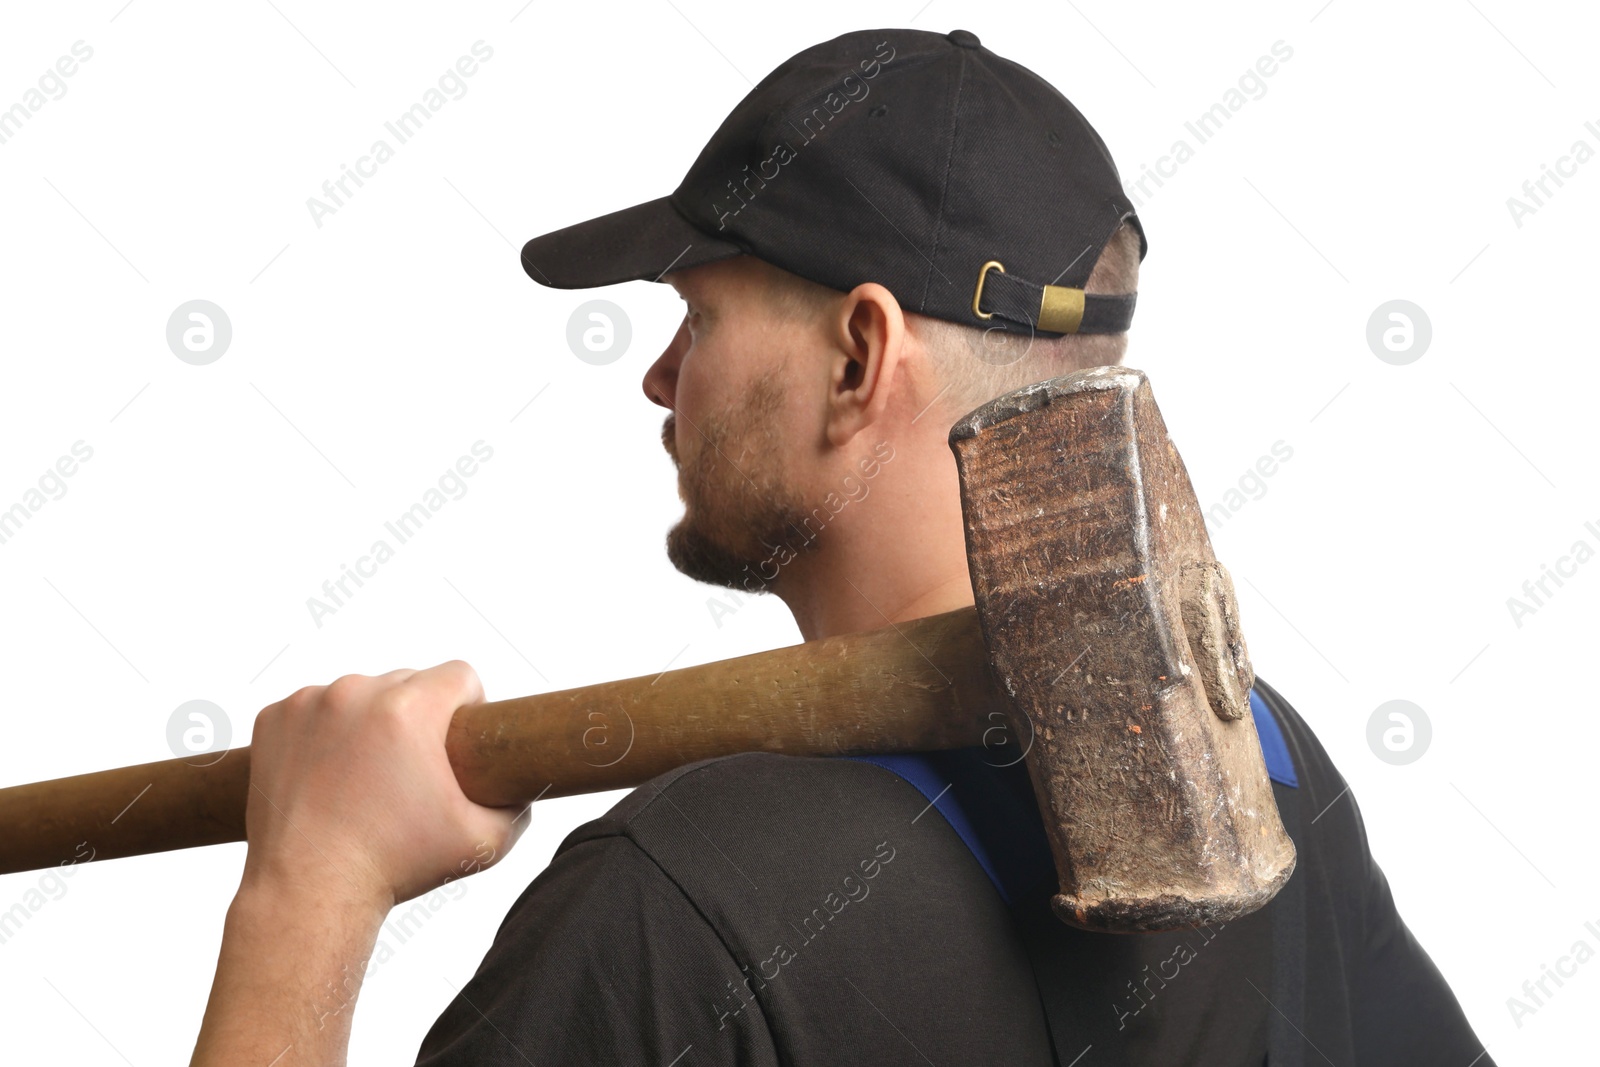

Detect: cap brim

[520,195,746,289]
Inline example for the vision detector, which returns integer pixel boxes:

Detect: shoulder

[1250,674,1374,870]
[418,753,1052,1063]
[1252,674,1354,816]
[529,752,1052,1063]
[1248,689,1493,1062]
[561,750,919,857]
[544,751,954,950]
[1249,675,1382,943]
[415,767,791,1064]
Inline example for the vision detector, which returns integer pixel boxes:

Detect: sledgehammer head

[949,367,1296,933]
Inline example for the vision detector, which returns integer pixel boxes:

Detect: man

[191,28,1491,1065]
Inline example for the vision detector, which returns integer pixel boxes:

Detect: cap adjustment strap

[972,259,1136,336]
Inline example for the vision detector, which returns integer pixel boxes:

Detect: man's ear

[825,282,905,448]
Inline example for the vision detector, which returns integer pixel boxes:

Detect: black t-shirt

[413,678,1492,1066]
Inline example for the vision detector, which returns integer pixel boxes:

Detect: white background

[1,1,1596,1063]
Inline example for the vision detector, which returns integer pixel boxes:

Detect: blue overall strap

[1255,687,1306,1067]
[847,689,1299,904]
[846,686,1305,1064]
[849,753,1003,897]
[1251,687,1298,787]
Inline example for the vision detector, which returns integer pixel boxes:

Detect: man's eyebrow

[667,277,707,306]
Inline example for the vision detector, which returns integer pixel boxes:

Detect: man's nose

[641,318,688,410]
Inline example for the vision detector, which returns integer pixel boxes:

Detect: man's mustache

[661,413,678,465]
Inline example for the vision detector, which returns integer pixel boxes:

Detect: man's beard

[661,373,814,593]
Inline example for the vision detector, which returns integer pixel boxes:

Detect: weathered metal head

[950,367,1296,932]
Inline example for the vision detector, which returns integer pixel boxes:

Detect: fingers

[398,659,485,724]
[500,800,534,855]
[459,800,532,875]
[254,665,458,752]
[242,657,509,906]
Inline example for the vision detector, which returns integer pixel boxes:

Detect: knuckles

[320,673,374,715]
[262,659,474,744]
[438,659,480,696]
[283,684,322,712]
[371,684,422,721]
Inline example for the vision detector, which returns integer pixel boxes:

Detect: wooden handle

[0,608,998,876]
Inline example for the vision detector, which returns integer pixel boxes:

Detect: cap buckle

[971,260,1006,320]
[1038,284,1086,334]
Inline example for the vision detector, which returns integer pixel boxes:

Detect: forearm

[191,661,520,1063]
[191,874,390,1067]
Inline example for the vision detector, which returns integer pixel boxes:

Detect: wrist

[194,858,391,1064]
[232,862,393,931]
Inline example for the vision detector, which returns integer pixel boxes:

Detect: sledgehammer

[0,367,1294,932]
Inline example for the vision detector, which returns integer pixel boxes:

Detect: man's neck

[768,408,974,642]
[778,566,975,642]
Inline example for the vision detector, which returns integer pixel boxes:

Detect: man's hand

[243,660,526,910]
[191,660,528,1066]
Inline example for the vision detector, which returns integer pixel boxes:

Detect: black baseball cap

[521,27,1145,337]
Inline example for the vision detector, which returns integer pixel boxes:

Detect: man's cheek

[672,373,713,445]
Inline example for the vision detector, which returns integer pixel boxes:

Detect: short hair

[756,221,1143,416]
[908,221,1142,414]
